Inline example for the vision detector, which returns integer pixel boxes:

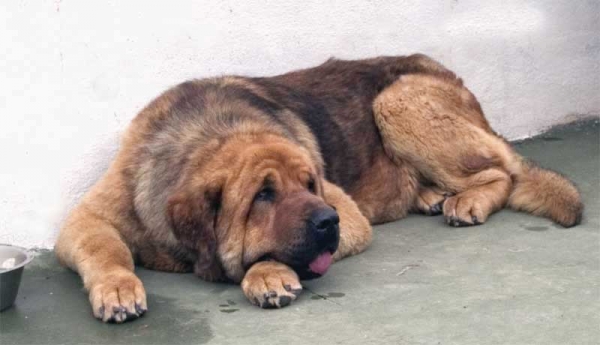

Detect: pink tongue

[308,252,333,275]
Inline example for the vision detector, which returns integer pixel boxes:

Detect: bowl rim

[0,244,34,274]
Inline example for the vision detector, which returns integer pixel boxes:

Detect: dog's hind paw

[443,193,487,227]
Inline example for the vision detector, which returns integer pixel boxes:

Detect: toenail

[135,303,146,314]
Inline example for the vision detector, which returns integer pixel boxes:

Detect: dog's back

[246,54,448,190]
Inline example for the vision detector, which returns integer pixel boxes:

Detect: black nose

[310,208,340,233]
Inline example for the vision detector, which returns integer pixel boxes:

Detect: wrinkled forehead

[243,142,316,183]
[203,134,320,192]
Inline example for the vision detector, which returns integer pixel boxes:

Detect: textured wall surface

[1,0,599,248]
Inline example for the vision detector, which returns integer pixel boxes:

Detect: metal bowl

[0,244,34,311]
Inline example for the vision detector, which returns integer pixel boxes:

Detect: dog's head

[167,133,339,282]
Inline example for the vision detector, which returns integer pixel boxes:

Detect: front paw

[88,270,147,323]
[241,261,302,309]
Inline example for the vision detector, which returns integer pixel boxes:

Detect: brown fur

[372,71,582,226]
[508,161,583,226]
[55,54,583,323]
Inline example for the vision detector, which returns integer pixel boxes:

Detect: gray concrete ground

[1,120,598,345]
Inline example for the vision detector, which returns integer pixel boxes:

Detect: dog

[55,54,583,323]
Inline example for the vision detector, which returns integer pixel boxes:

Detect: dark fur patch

[246,56,434,190]
[167,185,225,281]
[461,155,500,173]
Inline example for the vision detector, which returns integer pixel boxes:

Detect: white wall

[1,0,599,248]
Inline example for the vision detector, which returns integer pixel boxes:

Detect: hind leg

[373,73,514,227]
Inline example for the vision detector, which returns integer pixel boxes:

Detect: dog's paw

[89,270,147,323]
[443,193,486,227]
[241,261,302,309]
[415,187,451,216]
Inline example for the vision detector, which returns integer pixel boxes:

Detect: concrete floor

[1,120,598,345]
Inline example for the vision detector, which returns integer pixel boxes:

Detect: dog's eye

[254,186,275,202]
[307,177,316,194]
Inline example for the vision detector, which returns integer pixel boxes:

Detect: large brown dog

[55,54,583,323]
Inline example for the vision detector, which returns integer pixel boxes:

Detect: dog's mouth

[291,248,336,280]
[254,248,335,281]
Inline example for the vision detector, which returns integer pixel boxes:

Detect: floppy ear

[167,185,226,282]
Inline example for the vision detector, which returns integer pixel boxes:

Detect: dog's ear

[167,184,226,282]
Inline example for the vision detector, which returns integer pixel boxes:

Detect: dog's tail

[503,151,583,227]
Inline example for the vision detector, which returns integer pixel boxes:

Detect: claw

[125,311,140,320]
[284,285,302,296]
[446,216,473,227]
[429,201,443,215]
[111,306,127,323]
[135,303,147,315]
